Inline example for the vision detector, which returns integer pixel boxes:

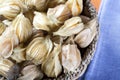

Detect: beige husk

[60,44,81,72]
[53,17,84,36]
[41,43,62,77]
[47,4,72,27]
[17,65,43,80]
[47,0,67,8]
[0,59,14,78]
[10,44,26,63]
[12,13,32,43]
[0,22,6,35]
[66,0,83,16]
[74,18,97,48]
[26,36,53,65]
[0,27,19,58]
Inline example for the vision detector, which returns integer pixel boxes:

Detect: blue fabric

[79,0,120,80]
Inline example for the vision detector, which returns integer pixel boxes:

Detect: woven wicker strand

[43,0,99,79]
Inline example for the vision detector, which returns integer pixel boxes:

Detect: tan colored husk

[12,13,32,43]
[74,18,97,48]
[47,4,72,27]
[60,44,81,72]
[33,11,54,32]
[47,0,67,8]
[0,22,6,35]
[53,17,84,36]
[26,36,53,65]
[0,38,13,58]
[48,0,98,79]
[51,36,63,44]
[80,15,90,23]
[41,43,62,77]
[20,0,34,9]
[0,0,28,20]
[0,27,19,58]
[0,3,20,20]
[2,20,12,26]
[0,77,5,80]
[24,10,34,23]
[66,0,83,16]
[0,58,14,78]
[20,0,49,11]
[34,0,49,11]
[11,44,26,63]
[17,65,43,80]
[32,28,47,38]
[0,0,8,4]
[1,27,19,47]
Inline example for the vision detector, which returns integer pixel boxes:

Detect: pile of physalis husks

[0,0,98,80]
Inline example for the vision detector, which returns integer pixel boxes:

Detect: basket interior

[0,0,98,80]
[43,0,98,80]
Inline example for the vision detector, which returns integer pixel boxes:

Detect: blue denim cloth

[79,0,120,80]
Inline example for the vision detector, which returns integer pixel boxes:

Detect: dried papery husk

[20,0,34,9]
[51,36,63,44]
[0,0,28,18]
[0,0,26,9]
[0,77,5,80]
[0,0,7,4]
[0,16,6,21]
[0,59,14,78]
[0,27,19,58]
[60,44,81,72]
[2,27,19,47]
[80,15,90,24]
[33,0,50,11]
[85,18,98,31]
[0,38,13,59]
[0,22,6,35]
[11,44,26,63]
[17,65,43,80]
[47,0,67,8]
[21,0,49,11]
[41,43,62,77]
[47,4,72,27]
[74,18,97,48]
[32,29,48,40]
[0,3,20,20]
[65,35,75,44]
[8,0,28,11]
[2,20,11,26]
[53,17,84,36]
[26,36,53,65]
[6,64,20,80]
[33,11,54,32]
[0,0,15,4]
[12,13,32,43]
[24,10,34,23]
[14,0,29,12]
[66,0,83,16]
[2,0,33,20]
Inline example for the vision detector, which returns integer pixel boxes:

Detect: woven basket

[43,0,99,80]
